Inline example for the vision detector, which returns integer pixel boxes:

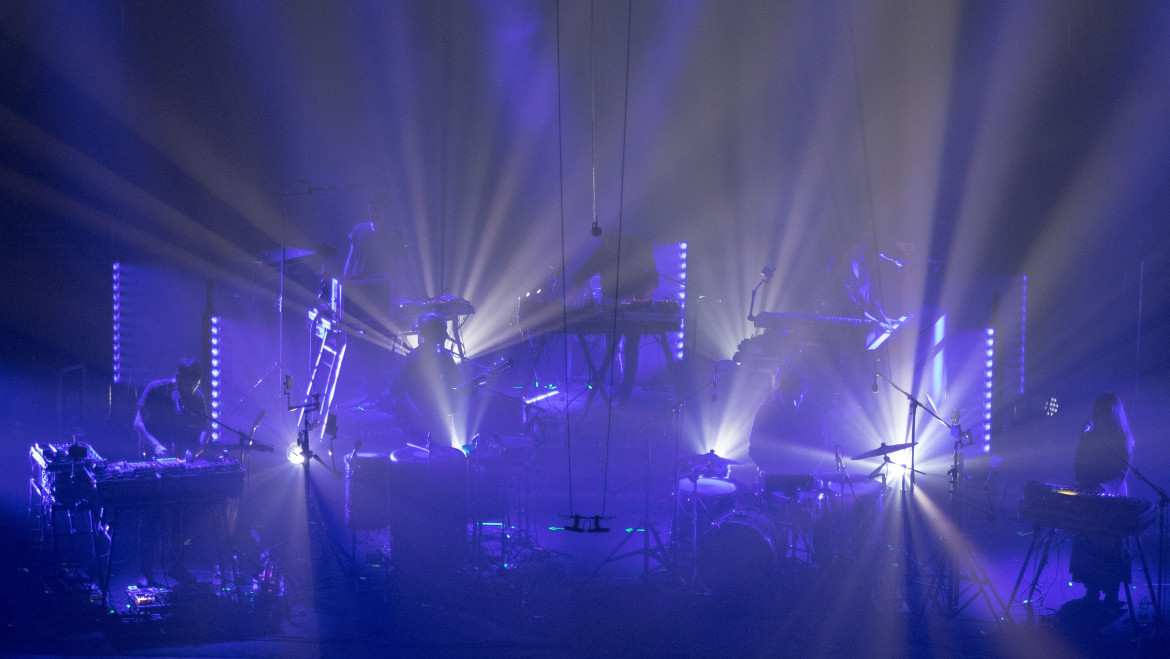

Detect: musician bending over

[133,358,217,586]
[1070,393,1135,606]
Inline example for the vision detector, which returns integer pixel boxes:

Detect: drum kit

[672,442,918,593]
[342,434,538,576]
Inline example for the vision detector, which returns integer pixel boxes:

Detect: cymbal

[851,442,918,461]
[682,449,744,467]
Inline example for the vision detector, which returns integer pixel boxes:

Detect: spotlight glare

[286,444,306,465]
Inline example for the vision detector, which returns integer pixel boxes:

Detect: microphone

[591,222,602,237]
[871,361,879,393]
[172,388,184,414]
[249,410,266,437]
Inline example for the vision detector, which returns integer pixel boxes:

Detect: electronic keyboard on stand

[1011,480,1159,628]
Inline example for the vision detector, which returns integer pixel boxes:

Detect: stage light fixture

[112,263,122,383]
[675,242,688,362]
[983,327,995,453]
[206,314,223,442]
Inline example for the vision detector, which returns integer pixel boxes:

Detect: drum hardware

[672,449,746,572]
[918,432,1013,623]
[697,506,790,595]
[870,369,1011,622]
[388,443,468,575]
[761,473,816,498]
[286,369,357,588]
[464,432,539,574]
[592,400,690,584]
[850,441,918,461]
[814,471,867,485]
[683,449,744,470]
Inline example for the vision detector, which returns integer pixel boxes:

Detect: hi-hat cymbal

[851,442,918,460]
[682,449,744,467]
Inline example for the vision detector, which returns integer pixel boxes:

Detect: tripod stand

[873,370,1010,622]
[591,401,686,584]
[922,436,1013,622]
[286,385,355,601]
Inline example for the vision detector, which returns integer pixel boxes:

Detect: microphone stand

[746,267,774,323]
[873,370,1011,622]
[874,370,957,490]
[286,386,353,604]
[1121,459,1167,626]
[187,409,275,459]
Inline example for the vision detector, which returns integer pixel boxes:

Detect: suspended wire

[599,0,636,518]
[845,3,892,371]
[589,0,600,235]
[555,0,575,517]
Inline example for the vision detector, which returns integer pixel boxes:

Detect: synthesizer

[93,457,245,508]
[1018,480,1154,537]
[519,300,682,335]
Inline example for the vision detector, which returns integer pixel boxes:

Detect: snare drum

[677,475,739,497]
[672,475,744,551]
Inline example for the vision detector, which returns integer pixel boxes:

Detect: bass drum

[344,452,392,531]
[388,445,468,574]
[696,506,782,595]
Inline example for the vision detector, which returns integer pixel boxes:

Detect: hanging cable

[555,0,576,520]
[598,0,636,519]
[588,0,602,239]
[845,3,892,372]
